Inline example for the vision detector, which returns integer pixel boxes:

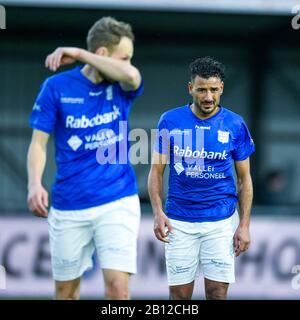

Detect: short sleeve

[29,79,58,134]
[154,114,170,155]
[231,120,255,161]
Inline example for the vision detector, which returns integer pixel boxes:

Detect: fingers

[234,236,250,257]
[34,199,48,217]
[154,227,169,243]
[239,240,250,253]
[154,218,173,243]
[45,53,55,71]
[45,54,54,71]
[235,245,241,257]
[45,48,62,72]
[54,50,63,71]
[28,194,48,218]
[42,191,49,208]
[234,235,240,256]
[45,55,49,68]
[28,200,46,217]
[165,220,173,235]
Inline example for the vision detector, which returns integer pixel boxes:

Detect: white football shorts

[47,195,141,281]
[165,210,239,286]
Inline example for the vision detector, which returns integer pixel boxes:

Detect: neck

[81,64,104,84]
[190,103,220,120]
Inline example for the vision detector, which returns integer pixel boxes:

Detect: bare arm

[234,158,253,256]
[148,151,173,243]
[27,129,50,217]
[45,47,141,91]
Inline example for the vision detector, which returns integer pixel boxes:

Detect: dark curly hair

[189,57,225,82]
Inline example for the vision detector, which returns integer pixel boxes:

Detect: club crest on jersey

[106,86,113,100]
[217,130,229,144]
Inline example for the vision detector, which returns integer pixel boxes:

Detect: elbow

[148,167,156,184]
[148,167,155,183]
[125,68,141,89]
[237,174,253,191]
[238,172,252,184]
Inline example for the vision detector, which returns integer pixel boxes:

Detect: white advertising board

[0,216,300,299]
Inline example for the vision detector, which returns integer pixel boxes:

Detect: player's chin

[201,105,215,113]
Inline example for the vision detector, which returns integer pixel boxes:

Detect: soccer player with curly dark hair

[149,57,255,300]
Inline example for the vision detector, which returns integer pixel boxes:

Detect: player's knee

[105,279,129,300]
[205,285,227,300]
[169,286,193,300]
[55,283,80,300]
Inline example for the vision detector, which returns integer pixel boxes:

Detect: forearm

[27,142,47,189]
[237,174,253,227]
[148,170,164,215]
[77,49,140,86]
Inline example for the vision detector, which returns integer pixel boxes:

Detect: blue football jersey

[155,104,255,222]
[30,66,143,210]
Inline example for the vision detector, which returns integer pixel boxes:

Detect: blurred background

[0,0,300,299]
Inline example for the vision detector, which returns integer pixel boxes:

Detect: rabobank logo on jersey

[174,145,228,160]
[66,105,121,129]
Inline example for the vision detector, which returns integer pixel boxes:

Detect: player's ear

[220,81,224,95]
[95,47,109,56]
[188,81,193,94]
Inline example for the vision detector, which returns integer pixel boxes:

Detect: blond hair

[87,16,134,53]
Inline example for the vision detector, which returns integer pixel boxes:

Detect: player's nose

[203,90,212,100]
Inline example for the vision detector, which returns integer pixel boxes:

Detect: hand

[153,211,173,243]
[45,47,81,71]
[233,225,251,257]
[27,184,49,218]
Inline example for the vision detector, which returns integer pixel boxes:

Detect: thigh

[48,208,95,281]
[93,195,141,274]
[200,213,238,284]
[165,219,201,287]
